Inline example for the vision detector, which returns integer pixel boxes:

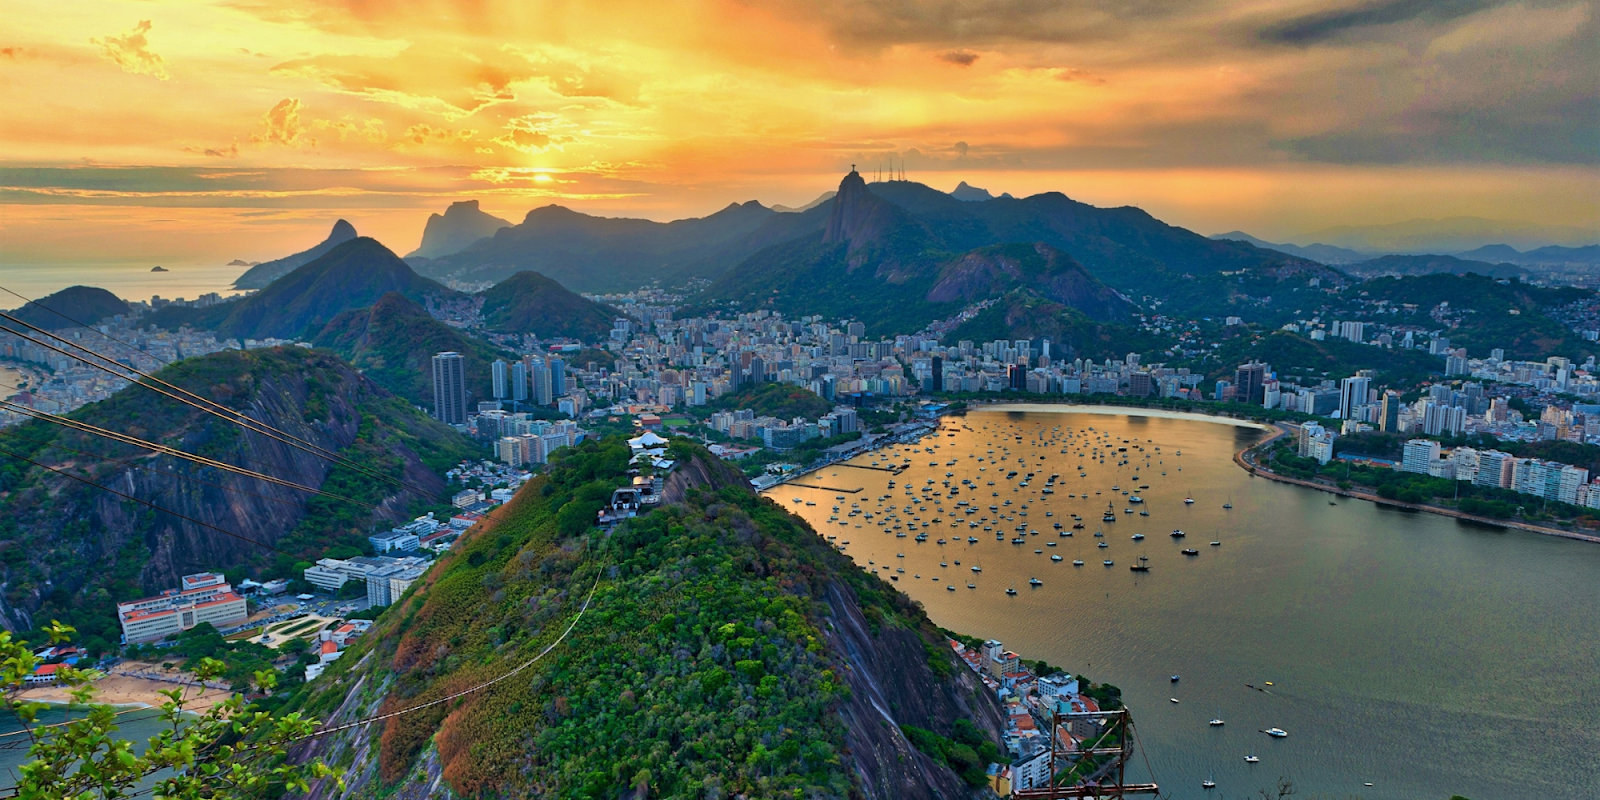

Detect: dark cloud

[1260,0,1502,45]
[938,49,980,65]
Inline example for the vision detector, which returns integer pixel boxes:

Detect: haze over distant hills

[406,200,511,259]
[1290,216,1596,253]
[232,219,358,289]
[1211,232,1369,264]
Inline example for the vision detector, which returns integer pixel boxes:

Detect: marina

[767,405,1600,799]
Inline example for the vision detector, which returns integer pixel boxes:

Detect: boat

[1264,728,1288,738]
[967,582,976,589]
[1132,533,1145,541]
[1182,548,1199,556]
[1170,529,1186,538]
[1129,556,1150,573]
[1051,555,1062,562]
[1102,559,1114,566]
[1209,718,1225,727]
[1171,675,1180,682]
[1184,494,1195,505]
[1169,698,1180,704]
[1202,776,1216,790]
[1210,540,1221,547]
[1244,754,1260,764]
[1223,501,1233,509]
[1005,587,1017,596]
[1028,578,1042,586]
[1098,542,1108,548]
[947,585,956,591]
[792,498,803,504]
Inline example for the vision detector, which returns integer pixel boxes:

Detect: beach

[14,665,232,715]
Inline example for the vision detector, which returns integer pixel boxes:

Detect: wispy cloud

[90,20,168,80]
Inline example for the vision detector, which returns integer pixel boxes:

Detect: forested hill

[286,438,1003,799]
[478,270,623,339]
[148,237,457,341]
[0,347,477,654]
[314,292,514,407]
[699,171,1339,336]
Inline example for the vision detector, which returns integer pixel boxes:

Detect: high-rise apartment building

[491,359,509,400]
[431,352,468,425]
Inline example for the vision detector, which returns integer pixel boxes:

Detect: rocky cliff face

[406,201,510,260]
[822,171,909,268]
[0,347,471,640]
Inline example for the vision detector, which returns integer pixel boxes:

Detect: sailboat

[1129,556,1150,573]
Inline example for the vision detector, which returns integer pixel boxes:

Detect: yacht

[1102,559,1114,566]
[1129,556,1150,573]
[1171,529,1187,538]
[1244,755,1260,764]
[1073,560,1084,566]
[1028,578,1042,587]
[1264,728,1288,738]
[1202,776,1216,790]
[1005,587,1017,596]
[947,585,956,591]
[1210,540,1222,547]
[1051,555,1063,562]
[1098,542,1108,549]
[1132,533,1145,541]
[1209,717,1225,727]
[1182,548,1199,556]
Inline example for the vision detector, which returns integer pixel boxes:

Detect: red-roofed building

[116,573,248,644]
[25,663,62,685]
[318,639,341,664]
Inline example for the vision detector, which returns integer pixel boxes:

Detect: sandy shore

[15,673,232,715]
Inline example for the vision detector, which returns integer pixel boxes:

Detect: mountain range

[699,170,1334,335]
[233,219,358,289]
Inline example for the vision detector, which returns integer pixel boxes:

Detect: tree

[0,621,338,800]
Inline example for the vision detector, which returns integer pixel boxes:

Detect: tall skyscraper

[431,352,467,425]
[748,356,765,384]
[511,361,528,402]
[1008,364,1027,391]
[930,356,943,394]
[1338,375,1370,420]
[549,356,566,397]
[1380,390,1401,432]
[1233,362,1267,405]
[491,360,509,400]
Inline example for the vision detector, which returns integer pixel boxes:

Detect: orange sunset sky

[1,0,1595,267]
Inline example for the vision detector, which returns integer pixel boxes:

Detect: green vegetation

[286,437,987,797]
[900,720,1001,786]
[478,270,623,340]
[711,381,831,419]
[0,347,477,653]
[2,286,129,331]
[733,431,863,477]
[193,237,456,340]
[1191,329,1442,387]
[0,622,334,800]
[1353,274,1590,360]
[1267,443,1598,526]
[1337,430,1600,475]
[944,290,1166,361]
[315,291,515,406]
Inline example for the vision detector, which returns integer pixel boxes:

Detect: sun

[533,173,553,184]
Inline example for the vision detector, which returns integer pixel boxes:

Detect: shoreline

[1237,423,1600,546]
[13,671,233,715]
